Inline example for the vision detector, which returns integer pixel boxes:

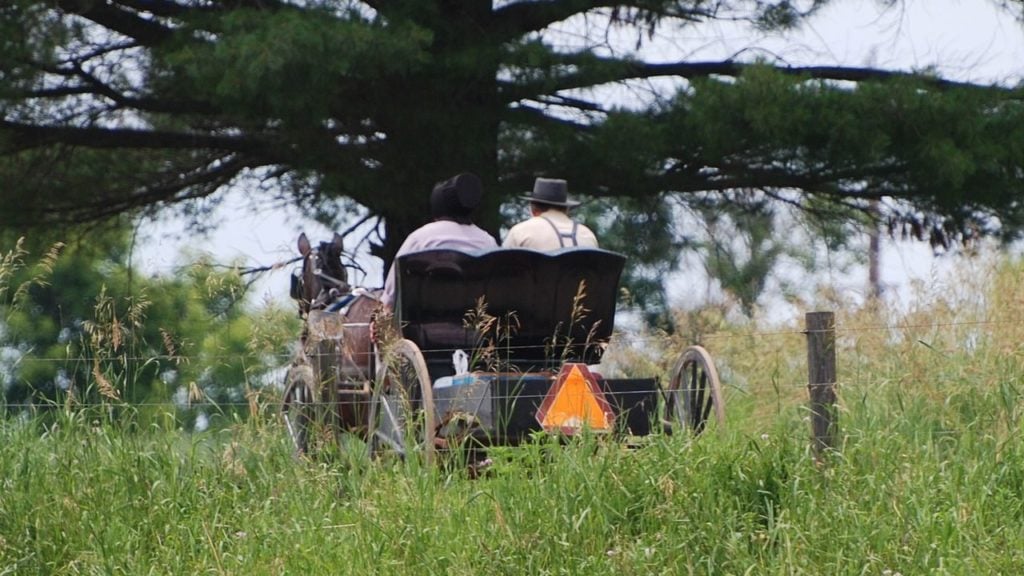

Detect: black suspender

[540,216,579,247]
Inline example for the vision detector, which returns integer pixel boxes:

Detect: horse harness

[539,216,580,248]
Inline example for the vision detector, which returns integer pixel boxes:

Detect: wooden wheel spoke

[693,363,707,429]
[699,377,714,429]
[373,392,407,454]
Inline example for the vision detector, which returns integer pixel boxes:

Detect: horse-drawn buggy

[282,233,725,462]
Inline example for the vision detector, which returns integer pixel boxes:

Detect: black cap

[431,172,483,221]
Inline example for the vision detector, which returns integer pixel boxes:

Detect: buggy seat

[394,248,625,378]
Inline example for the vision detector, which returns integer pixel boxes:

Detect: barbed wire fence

[3,309,1017,452]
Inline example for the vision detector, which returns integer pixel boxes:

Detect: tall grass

[4,253,1024,574]
[4,404,1023,574]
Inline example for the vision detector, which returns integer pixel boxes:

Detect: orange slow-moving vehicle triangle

[537,363,614,434]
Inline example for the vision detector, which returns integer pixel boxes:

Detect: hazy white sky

[740,0,1022,83]
[135,0,1024,313]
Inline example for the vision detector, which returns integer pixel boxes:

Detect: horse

[284,232,380,453]
[294,232,348,319]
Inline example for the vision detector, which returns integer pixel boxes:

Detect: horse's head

[295,232,349,317]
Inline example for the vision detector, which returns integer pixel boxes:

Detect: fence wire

[3,314,1016,364]
[3,314,1017,419]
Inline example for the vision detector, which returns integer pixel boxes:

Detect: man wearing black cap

[503,178,598,250]
[381,172,497,308]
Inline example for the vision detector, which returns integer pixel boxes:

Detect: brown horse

[295,232,348,320]
[284,232,380,453]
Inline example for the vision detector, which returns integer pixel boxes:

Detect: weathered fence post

[805,311,837,456]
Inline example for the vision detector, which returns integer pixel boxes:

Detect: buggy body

[393,248,661,445]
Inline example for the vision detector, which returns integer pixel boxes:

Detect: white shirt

[382,220,497,307]
[502,209,598,250]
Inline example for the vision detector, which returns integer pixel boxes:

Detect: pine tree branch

[0,121,263,153]
[55,0,175,45]
[502,55,1016,107]
[490,1,715,42]
[29,154,256,224]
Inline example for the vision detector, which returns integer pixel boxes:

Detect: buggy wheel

[367,339,436,464]
[665,345,725,434]
[282,363,316,455]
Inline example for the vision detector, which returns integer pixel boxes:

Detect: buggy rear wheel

[665,345,725,434]
[367,339,436,464]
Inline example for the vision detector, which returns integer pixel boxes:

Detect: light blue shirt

[382,220,497,307]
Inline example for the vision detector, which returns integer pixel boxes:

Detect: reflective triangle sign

[536,363,615,434]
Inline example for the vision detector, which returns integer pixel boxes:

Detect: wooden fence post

[806,311,837,456]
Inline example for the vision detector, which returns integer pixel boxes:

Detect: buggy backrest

[395,248,625,374]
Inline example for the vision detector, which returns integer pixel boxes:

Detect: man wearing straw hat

[503,177,598,250]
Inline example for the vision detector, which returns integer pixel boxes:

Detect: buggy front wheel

[282,362,317,455]
[367,339,436,464]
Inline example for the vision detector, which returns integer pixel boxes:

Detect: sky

[134,0,1024,318]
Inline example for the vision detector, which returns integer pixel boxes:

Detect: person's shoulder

[470,225,499,246]
[410,220,471,238]
[505,216,543,232]
[418,220,454,232]
[404,221,442,237]
[579,223,599,243]
[511,215,546,228]
[502,220,529,247]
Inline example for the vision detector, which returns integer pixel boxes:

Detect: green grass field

[4,257,1024,574]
